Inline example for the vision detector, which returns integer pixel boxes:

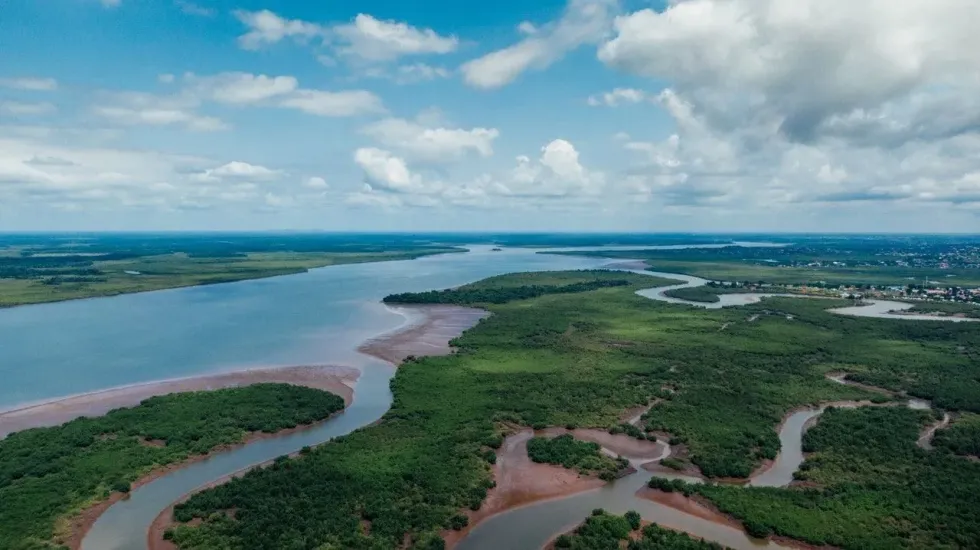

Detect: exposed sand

[443,429,607,549]
[142,304,490,550]
[0,365,359,439]
[358,304,489,365]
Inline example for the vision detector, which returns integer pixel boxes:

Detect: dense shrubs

[384,276,631,305]
[0,384,345,548]
[527,435,627,481]
[554,510,729,549]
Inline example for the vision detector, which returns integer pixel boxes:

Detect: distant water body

[0,246,608,410]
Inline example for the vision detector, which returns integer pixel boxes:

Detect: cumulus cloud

[91,91,227,132]
[365,63,452,85]
[594,0,980,216]
[0,77,58,91]
[599,0,980,142]
[185,72,298,104]
[331,14,457,62]
[498,139,605,197]
[279,89,384,117]
[234,9,325,50]
[353,148,438,194]
[304,176,329,189]
[587,88,646,107]
[360,117,499,162]
[193,161,282,182]
[462,0,619,89]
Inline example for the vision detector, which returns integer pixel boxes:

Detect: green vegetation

[0,384,345,550]
[383,272,631,304]
[660,286,763,303]
[164,270,980,549]
[905,302,980,319]
[551,243,980,287]
[526,434,627,481]
[553,510,727,550]
[690,406,980,549]
[934,413,980,456]
[0,233,460,307]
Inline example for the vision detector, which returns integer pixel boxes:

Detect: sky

[1,0,979,233]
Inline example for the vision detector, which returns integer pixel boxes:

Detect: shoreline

[0,365,360,439]
[0,249,464,311]
[66,408,352,550]
[139,303,490,550]
[357,304,490,365]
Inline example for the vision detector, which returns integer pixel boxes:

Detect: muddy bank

[136,305,489,550]
[0,365,359,439]
[67,408,350,550]
[357,304,489,365]
[444,429,607,549]
[539,427,668,461]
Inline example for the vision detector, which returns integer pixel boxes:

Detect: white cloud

[599,0,980,141]
[186,72,299,105]
[497,139,605,197]
[234,9,325,50]
[360,117,499,162]
[100,0,121,7]
[353,148,438,194]
[587,88,646,107]
[158,73,176,84]
[0,77,58,91]
[93,106,226,131]
[91,91,227,132]
[0,101,57,116]
[193,161,282,182]
[279,89,384,117]
[305,176,329,189]
[517,21,538,35]
[461,0,619,89]
[331,14,457,62]
[391,63,452,84]
[174,0,214,17]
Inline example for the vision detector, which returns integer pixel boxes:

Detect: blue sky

[1,0,979,232]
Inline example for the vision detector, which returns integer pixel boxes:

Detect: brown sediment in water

[0,365,359,439]
[357,304,489,365]
[443,429,608,549]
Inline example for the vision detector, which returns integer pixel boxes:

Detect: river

[0,244,958,550]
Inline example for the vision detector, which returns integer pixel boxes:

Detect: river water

[0,244,957,550]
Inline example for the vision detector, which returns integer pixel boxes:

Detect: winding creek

[0,245,970,550]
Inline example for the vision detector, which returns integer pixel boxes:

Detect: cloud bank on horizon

[1,0,979,232]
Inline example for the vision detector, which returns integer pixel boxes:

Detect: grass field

[0,249,458,308]
[163,271,980,549]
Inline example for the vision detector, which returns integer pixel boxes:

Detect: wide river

[0,243,957,550]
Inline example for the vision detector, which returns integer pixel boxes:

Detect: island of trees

[0,383,345,549]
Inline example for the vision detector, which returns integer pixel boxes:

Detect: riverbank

[0,365,359,439]
[140,303,490,550]
[0,248,463,309]
[357,304,490,365]
[68,411,351,550]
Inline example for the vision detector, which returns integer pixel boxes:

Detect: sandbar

[358,304,489,365]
